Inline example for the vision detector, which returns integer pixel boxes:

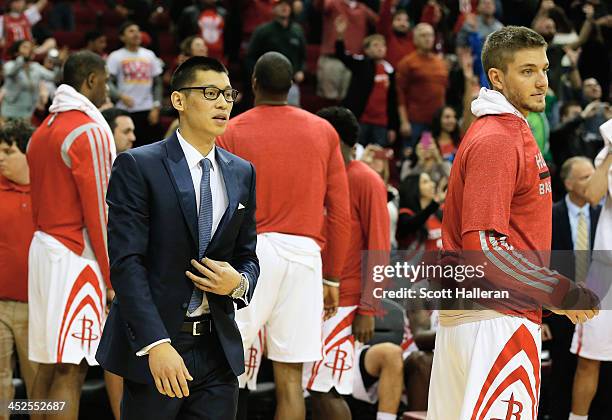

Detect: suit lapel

[163,134,198,246]
[210,147,238,247]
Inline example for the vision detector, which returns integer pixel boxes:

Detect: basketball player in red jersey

[427,26,599,420]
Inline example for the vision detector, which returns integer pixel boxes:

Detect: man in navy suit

[96,56,259,420]
[548,156,601,420]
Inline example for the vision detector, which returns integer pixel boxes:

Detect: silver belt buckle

[192,321,202,336]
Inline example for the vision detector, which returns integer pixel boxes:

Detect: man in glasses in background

[97,56,259,420]
[218,51,351,420]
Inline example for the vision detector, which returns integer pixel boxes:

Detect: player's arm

[359,174,391,316]
[323,135,351,282]
[68,127,113,288]
[584,152,612,206]
[105,151,171,353]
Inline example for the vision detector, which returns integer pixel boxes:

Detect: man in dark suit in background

[96,56,259,420]
[548,156,601,420]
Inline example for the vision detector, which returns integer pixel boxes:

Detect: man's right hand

[581,100,601,119]
[552,284,600,324]
[323,284,339,320]
[148,342,193,398]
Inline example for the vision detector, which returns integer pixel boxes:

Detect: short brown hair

[363,34,385,50]
[481,26,547,85]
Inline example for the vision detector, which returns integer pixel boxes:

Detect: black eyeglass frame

[178,85,239,102]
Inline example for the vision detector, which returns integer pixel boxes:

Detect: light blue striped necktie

[187,157,213,314]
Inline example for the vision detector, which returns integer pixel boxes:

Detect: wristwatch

[230,273,248,299]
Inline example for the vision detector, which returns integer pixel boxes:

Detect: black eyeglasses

[178,86,239,102]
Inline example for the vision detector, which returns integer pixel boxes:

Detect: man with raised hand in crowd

[218,52,350,420]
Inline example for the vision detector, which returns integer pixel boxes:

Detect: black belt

[181,315,213,336]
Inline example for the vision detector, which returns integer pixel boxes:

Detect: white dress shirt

[137,130,229,356]
[565,194,591,250]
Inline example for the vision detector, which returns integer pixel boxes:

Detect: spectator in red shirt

[315,0,378,100]
[377,0,414,68]
[396,23,449,150]
[177,0,226,61]
[0,119,38,408]
[334,17,399,147]
[0,0,48,60]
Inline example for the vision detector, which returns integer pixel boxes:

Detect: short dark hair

[392,8,408,18]
[170,56,228,94]
[253,52,293,95]
[560,100,581,118]
[102,108,131,133]
[119,21,138,36]
[9,39,28,59]
[62,51,107,90]
[85,30,104,44]
[481,26,547,85]
[316,106,359,147]
[0,119,35,153]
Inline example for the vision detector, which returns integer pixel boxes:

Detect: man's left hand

[187,258,241,296]
[352,313,375,343]
[106,288,115,314]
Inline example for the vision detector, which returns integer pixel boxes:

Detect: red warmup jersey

[323,161,390,312]
[27,111,114,288]
[0,176,34,302]
[198,9,224,60]
[217,105,351,279]
[360,63,389,127]
[442,113,568,323]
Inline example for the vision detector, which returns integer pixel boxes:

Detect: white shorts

[303,306,357,394]
[239,327,266,390]
[570,260,612,361]
[427,316,542,420]
[351,344,378,404]
[28,231,106,365]
[236,233,324,380]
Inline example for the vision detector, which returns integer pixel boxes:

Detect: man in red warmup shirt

[218,52,351,420]
[301,107,390,420]
[27,51,115,420]
[427,26,599,420]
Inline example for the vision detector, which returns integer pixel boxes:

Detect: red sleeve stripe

[84,126,111,250]
[478,231,556,294]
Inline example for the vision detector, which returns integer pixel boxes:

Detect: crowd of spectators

[0,0,611,417]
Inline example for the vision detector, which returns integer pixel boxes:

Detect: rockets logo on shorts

[57,265,104,361]
[470,324,540,420]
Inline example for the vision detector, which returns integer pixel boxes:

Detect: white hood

[471,87,527,122]
[49,84,117,158]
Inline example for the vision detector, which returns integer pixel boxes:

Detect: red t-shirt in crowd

[0,176,34,302]
[396,51,448,125]
[198,9,224,60]
[323,161,390,312]
[217,105,351,279]
[360,62,389,127]
[442,113,564,323]
[318,0,377,55]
